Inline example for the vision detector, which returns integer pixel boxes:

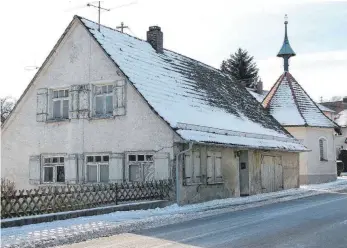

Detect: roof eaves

[177,140,309,153]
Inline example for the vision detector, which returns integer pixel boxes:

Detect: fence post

[115,183,118,205]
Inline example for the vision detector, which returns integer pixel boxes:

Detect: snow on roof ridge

[77,15,224,75]
[176,123,301,144]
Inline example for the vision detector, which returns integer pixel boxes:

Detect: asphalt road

[59,190,347,248]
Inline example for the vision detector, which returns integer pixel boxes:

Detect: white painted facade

[1,20,178,189]
[286,127,337,184]
[1,17,302,206]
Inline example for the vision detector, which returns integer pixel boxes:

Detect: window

[127,154,154,182]
[319,138,328,161]
[52,89,69,119]
[43,157,65,183]
[184,151,201,184]
[94,85,113,117]
[207,151,223,183]
[86,155,109,183]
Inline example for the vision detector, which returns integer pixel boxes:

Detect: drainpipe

[175,142,193,206]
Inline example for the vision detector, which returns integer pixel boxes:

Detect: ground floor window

[86,155,109,183]
[127,153,154,182]
[43,157,65,183]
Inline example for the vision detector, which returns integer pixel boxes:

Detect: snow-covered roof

[262,72,337,128]
[79,16,306,151]
[247,89,268,102]
[316,103,335,113]
[335,110,347,127]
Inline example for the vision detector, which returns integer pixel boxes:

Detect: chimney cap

[149,26,161,31]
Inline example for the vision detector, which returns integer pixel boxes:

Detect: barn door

[261,156,283,193]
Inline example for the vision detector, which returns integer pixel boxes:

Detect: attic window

[52,89,69,119]
[93,85,113,117]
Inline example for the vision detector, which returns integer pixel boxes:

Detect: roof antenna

[116,22,129,33]
[87,1,110,31]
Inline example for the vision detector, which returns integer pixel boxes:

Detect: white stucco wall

[285,126,336,184]
[335,127,347,152]
[1,20,177,189]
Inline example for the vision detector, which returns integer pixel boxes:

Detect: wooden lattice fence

[1,180,173,219]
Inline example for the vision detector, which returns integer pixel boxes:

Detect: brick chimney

[343,96,347,103]
[147,26,163,53]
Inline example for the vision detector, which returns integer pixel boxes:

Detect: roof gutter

[175,142,193,205]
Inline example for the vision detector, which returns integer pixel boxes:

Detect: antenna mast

[87,1,110,31]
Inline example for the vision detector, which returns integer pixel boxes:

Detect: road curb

[1,200,172,228]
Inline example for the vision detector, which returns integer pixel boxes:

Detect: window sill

[89,115,115,121]
[46,118,70,124]
[320,159,328,162]
[207,181,224,185]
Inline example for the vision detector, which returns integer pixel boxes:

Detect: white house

[1,16,307,204]
[261,17,338,184]
[335,110,347,152]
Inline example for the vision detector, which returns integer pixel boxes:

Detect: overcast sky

[1,0,346,102]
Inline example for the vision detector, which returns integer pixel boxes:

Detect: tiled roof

[78,16,306,151]
[262,72,336,128]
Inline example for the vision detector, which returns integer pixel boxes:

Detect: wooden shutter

[29,155,41,185]
[192,151,201,183]
[207,152,214,184]
[69,85,79,119]
[65,154,78,184]
[214,152,222,182]
[154,153,169,180]
[36,88,48,122]
[184,153,192,184]
[78,84,90,119]
[109,153,124,183]
[113,80,126,116]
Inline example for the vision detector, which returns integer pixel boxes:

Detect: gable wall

[1,20,177,189]
[286,126,337,184]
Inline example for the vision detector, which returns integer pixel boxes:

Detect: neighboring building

[262,16,338,184]
[335,110,347,153]
[320,97,347,114]
[1,16,306,205]
[316,103,336,120]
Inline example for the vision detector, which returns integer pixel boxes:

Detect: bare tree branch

[1,96,17,124]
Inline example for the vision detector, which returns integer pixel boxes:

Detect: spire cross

[116,22,129,33]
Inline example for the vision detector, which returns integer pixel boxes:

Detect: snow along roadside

[2,178,347,248]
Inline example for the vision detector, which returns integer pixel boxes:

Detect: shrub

[1,178,16,196]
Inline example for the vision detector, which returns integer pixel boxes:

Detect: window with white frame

[93,85,113,117]
[127,154,154,182]
[86,155,110,183]
[52,89,69,119]
[319,138,328,161]
[43,157,65,183]
[207,151,223,183]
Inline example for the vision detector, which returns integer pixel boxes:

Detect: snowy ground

[1,177,347,248]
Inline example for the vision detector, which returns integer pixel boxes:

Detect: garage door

[261,155,283,193]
